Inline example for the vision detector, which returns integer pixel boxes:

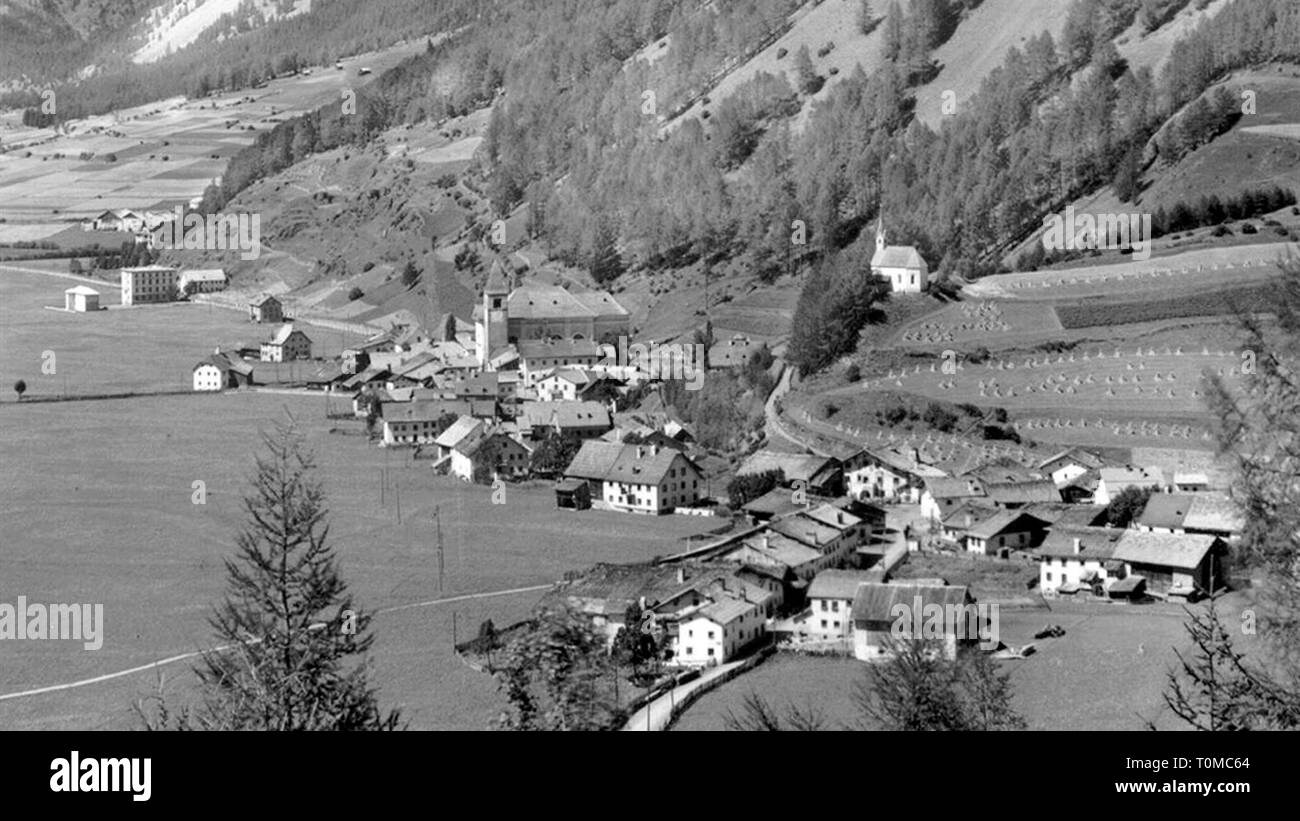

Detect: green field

[0,392,719,729]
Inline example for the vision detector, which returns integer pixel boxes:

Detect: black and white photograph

[0,0,1295,780]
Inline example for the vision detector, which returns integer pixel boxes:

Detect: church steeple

[876,214,887,253]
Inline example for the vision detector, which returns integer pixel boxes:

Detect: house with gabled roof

[1112,531,1228,599]
[805,569,884,640]
[259,323,312,362]
[249,294,283,323]
[193,350,254,391]
[842,446,945,503]
[1136,492,1244,541]
[1038,447,1108,487]
[942,505,1049,555]
[738,450,843,497]
[564,440,704,514]
[1095,466,1166,506]
[852,582,975,661]
[1037,526,1125,595]
[519,400,611,440]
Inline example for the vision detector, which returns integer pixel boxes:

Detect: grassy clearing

[0,391,719,729]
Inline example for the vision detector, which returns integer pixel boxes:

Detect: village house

[382,400,463,446]
[842,447,945,503]
[675,598,765,666]
[451,431,532,483]
[1094,466,1166,506]
[520,400,612,440]
[87,209,145,232]
[518,339,606,385]
[941,505,1049,554]
[260,324,313,362]
[737,450,844,498]
[768,505,873,566]
[851,582,975,661]
[1038,447,1108,487]
[920,476,986,521]
[1111,530,1228,599]
[714,531,828,585]
[192,351,254,391]
[63,285,100,312]
[870,218,929,294]
[249,294,284,324]
[177,269,228,295]
[563,440,704,514]
[805,570,883,640]
[120,265,179,306]
[1037,526,1125,595]
[536,369,604,402]
[1135,492,1244,541]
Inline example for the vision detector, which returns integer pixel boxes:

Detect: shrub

[845,363,861,383]
[347,287,364,300]
[1242,223,1258,234]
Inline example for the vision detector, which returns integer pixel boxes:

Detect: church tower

[875,215,887,254]
[480,260,510,371]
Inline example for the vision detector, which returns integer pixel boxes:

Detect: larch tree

[137,419,402,731]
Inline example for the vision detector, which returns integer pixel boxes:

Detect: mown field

[0,392,719,730]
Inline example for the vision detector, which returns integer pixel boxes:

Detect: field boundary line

[0,584,552,703]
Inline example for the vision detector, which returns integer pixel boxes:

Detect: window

[820,620,827,628]
[707,631,714,639]
[707,648,715,657]
[1045,572,1053,582]
[820,600,827,611]
[831,601,839,612]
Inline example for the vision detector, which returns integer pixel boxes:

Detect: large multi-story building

[120,265,179,306]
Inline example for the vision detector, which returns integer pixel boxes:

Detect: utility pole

[435,504,445,594]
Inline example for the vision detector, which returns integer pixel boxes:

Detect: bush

[922,403,958,433]
[347,287,364,300]
[845,363,861,383]
[776,48,788,59]
[1241,223,1258,234]
[968,346,991,365]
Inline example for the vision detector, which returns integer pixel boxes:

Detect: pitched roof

[769,515,842,549]
[382,399,469,424]
[737,450,839,484]
[267,324,308,345]
[1039,447,1106,471]
[966,510,1047,540]
[508,284,602,321]
[433,416,484,450]
[65,285,99,296]
[851,583,971,625]
[569,290,629,318]
[1136,493,1193,531]
[727,533,823,569]
[1182,494,1244,534]
[871,245,927,270]
[518,338,604,360]
[697,596,758,625]
[925,477,986,499]
[564,440,626,480]
[1100,466,1165,487]
[984,480,1061,505]
[808,570,880,600]
[1037,526,1123,560]
[1113,531,1221,570]
[597,444,698,486]
[522,400,611,431]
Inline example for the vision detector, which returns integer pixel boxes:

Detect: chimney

[965,513,973,528]
[806,530,817,545]
[651,443,660,456]
[761,534,769,550]
[676,567,686,584]
[837,512,845,525]
[1073,537,1082,555]
[636,446,644,459]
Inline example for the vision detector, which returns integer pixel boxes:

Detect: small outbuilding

[555,478,591,511]
[64,286,100,312]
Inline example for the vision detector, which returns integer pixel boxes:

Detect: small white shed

[65,285,100,312]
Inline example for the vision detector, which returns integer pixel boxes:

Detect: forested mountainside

[0,0,472,111]
[201,0,1295,282]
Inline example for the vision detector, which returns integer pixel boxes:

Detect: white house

[564,440,704,514]
[450,432,531,483]
[870,217,928,294]
[64,286,100,312]
[178,269,228,295]
[192,351,253,392]
[843,447,944,503]
[1038,447,1107,487]
[675,597,764,666]
[260,324,312,362]
[1037,526,1125,595]
[536,369,599,402]
[805,570,881,640]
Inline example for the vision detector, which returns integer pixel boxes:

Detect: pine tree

[137,420,402,730]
